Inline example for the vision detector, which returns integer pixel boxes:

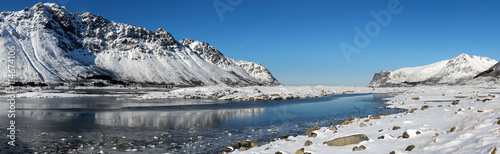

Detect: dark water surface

[0,93,403,153]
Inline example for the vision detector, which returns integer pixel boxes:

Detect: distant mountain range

[0,3,281,87]
[369,54,499,87]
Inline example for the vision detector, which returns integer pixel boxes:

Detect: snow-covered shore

[230,85,500,154]
[137,86,405,101]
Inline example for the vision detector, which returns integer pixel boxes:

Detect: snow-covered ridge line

[234,85,500,154]
[0,3,280,87]
[369,53,498,87]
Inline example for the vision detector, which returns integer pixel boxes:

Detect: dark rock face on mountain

[369,54,497,87]
[0,3,280,87]
[472,62,500,82]
[475,62,500,78]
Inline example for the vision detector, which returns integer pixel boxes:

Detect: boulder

[324,134,369,146]
[421,105,431,110]
[328,125,338,131]
[303,128,314,136]
[304,140,313,146]
[452,100,460,105]
[295,148,304,154]
[369,115,381,119]
[403,132,410,138]
[342,120,352,125]
[240,140,250,147]
[405,145,416,151]
[393,126,401,130]
[359,123,367,127]
[353,145,367,151]
[309,133,317,138]
[270,138,277,142]
[222,147,233,152]
[250,141,259,148]
[303,128,317,137]
[239,147,247,151]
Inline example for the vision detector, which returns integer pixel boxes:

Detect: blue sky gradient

[2,0,500,86]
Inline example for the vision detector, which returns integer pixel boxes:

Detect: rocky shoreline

[231,85,500,154]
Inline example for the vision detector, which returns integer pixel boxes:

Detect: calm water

[0,93,403,153]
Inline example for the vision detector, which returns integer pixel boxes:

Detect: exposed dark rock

[421,105,431,111]
[328,125,338,131]
[295,148,304,154]
[303,128,317,137]
[403,132,410,139]
[369,115,381,119]
[304,140,313,146]
[222,147,233,152]
[393,126,401,130]
[359,123,367,127]
[353,145,367,151]
[239,147,247,151]
[405,145,416,151]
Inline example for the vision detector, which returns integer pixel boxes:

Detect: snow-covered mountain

[0,3,281,86]
[369,54,497,87]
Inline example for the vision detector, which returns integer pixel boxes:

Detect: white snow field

[225,85,500,154]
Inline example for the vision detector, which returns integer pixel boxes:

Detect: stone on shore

[323,134,369,146]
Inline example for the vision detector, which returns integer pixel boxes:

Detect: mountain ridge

[0,3,281,87]
[369,53,497,87]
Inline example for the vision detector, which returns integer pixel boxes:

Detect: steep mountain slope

[179,39,281,86]
[0,3,280,86]
[470,62,500,83]
[369,54,497,87]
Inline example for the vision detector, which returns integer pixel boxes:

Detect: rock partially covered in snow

[323,134,369,146]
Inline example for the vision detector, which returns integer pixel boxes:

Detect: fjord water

[0,93,403,153]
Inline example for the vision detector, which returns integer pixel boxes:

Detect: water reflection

[11,108,266,128]
[0,93,401,131]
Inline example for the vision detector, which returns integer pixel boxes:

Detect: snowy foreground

[221,85,499,154]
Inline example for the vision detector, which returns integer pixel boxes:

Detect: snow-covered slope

[470,62,500,83]
[0,3,280,86]
[369,54,497,87]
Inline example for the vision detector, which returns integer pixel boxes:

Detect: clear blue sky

[2,0,500,86]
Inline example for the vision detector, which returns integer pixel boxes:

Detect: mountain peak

[0,4,281,87]
[457,53,471,58]
[31,3,69,13]
[369,54,498,87]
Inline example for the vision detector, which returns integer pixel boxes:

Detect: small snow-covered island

[1,2,499,154]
